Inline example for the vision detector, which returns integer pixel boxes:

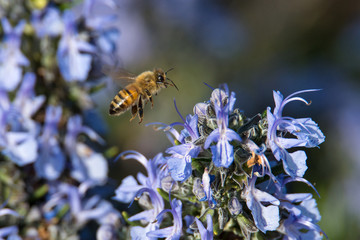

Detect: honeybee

[108,68,178,123]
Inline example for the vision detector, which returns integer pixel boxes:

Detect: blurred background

[93,0,360,239]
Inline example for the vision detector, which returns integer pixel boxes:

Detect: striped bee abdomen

[109,86,139,115]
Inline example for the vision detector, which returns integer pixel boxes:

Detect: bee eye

[157,75,164,82]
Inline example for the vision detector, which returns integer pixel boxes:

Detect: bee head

[155,69,166,83]
[155,68,178,91]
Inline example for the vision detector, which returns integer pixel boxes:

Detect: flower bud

[218,207,229,230]
[228,197,242,216]
[192,177,206,201]
[161,175,179,193]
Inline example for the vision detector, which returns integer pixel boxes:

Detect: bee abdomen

[109,87,138,115]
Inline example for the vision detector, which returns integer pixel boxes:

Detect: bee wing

[102,65,137,86]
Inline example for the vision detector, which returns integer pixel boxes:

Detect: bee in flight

[108,68,178,123]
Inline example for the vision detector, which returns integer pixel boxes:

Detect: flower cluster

[115,85,326,239]
[0,0,122,238]
[0,0,327,239]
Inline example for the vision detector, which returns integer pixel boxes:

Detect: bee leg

[130,105,138,121]
[138,96,144,124]
[145,89,153,108]
[149,96,153,108]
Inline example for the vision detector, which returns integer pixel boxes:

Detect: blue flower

[57,11,95,82]
[65,115,107,183]
[184,215,195,234]
[31,7,63,37]
[114,151,166,236]
[96,208,121,240]
[204,86,242,168]
[0,207,19,219]
[80,0,120,60]
[170,101,200,142]
[193,102,207,118]
[34,106,65,180]
[0,73,44,166]
[1,131,38,166]
[280,213,325,240]
[191,169,216,207]
[13,73,46,121]
[95,28,120,55]
[267,90,325,178]
[150,100,201,182]
[228,196,242,216]
[0,18,29,91]
[114,151,165,202]
[126,181,165,224]
[278,192,326,240]
[44,182,117,226]
[149,100,200,145]
[130,225,159,240]
[268,175,326,239]
[270,89,325,147]
[147,198,183,240]
[195,214,213,240]
[193,177,206,199]
[82,0,117,28]
[243,176,280,232]
[201,168,216,207]
[0,226,20,239]
[166,143,201,182]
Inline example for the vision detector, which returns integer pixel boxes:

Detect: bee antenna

[165,67,175,75]
[167,77,179,91]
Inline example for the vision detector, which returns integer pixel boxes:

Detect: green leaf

[57,204,70,219]
[104,146,119,159]
[33,184,49,199]
[121,211,142,227]
[157,188,170,202]
[252,231,266,240]
[261,109,267,119]
[191,157,210,172]
[236,213,258,233]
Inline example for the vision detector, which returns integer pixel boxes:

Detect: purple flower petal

[195,214,213,240]
[32,7,63,37]
[211,137,234,168]
[204,129,220,149]
[128,209,156,222]
[193,102,208,117]
[35,137,65,180]
[3,132,38,166]
[56,11,95,82]
[267,90,324,178]
[167,156,192,182]
[0,209,20,217]
[246,188,280,232]
[131,225,158,240]
[244,177,280,232]
[113,175,141,203]
[0,226,19,239]
[282,150,307,178]
[0,19,28,91]
[147,226,175,239]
